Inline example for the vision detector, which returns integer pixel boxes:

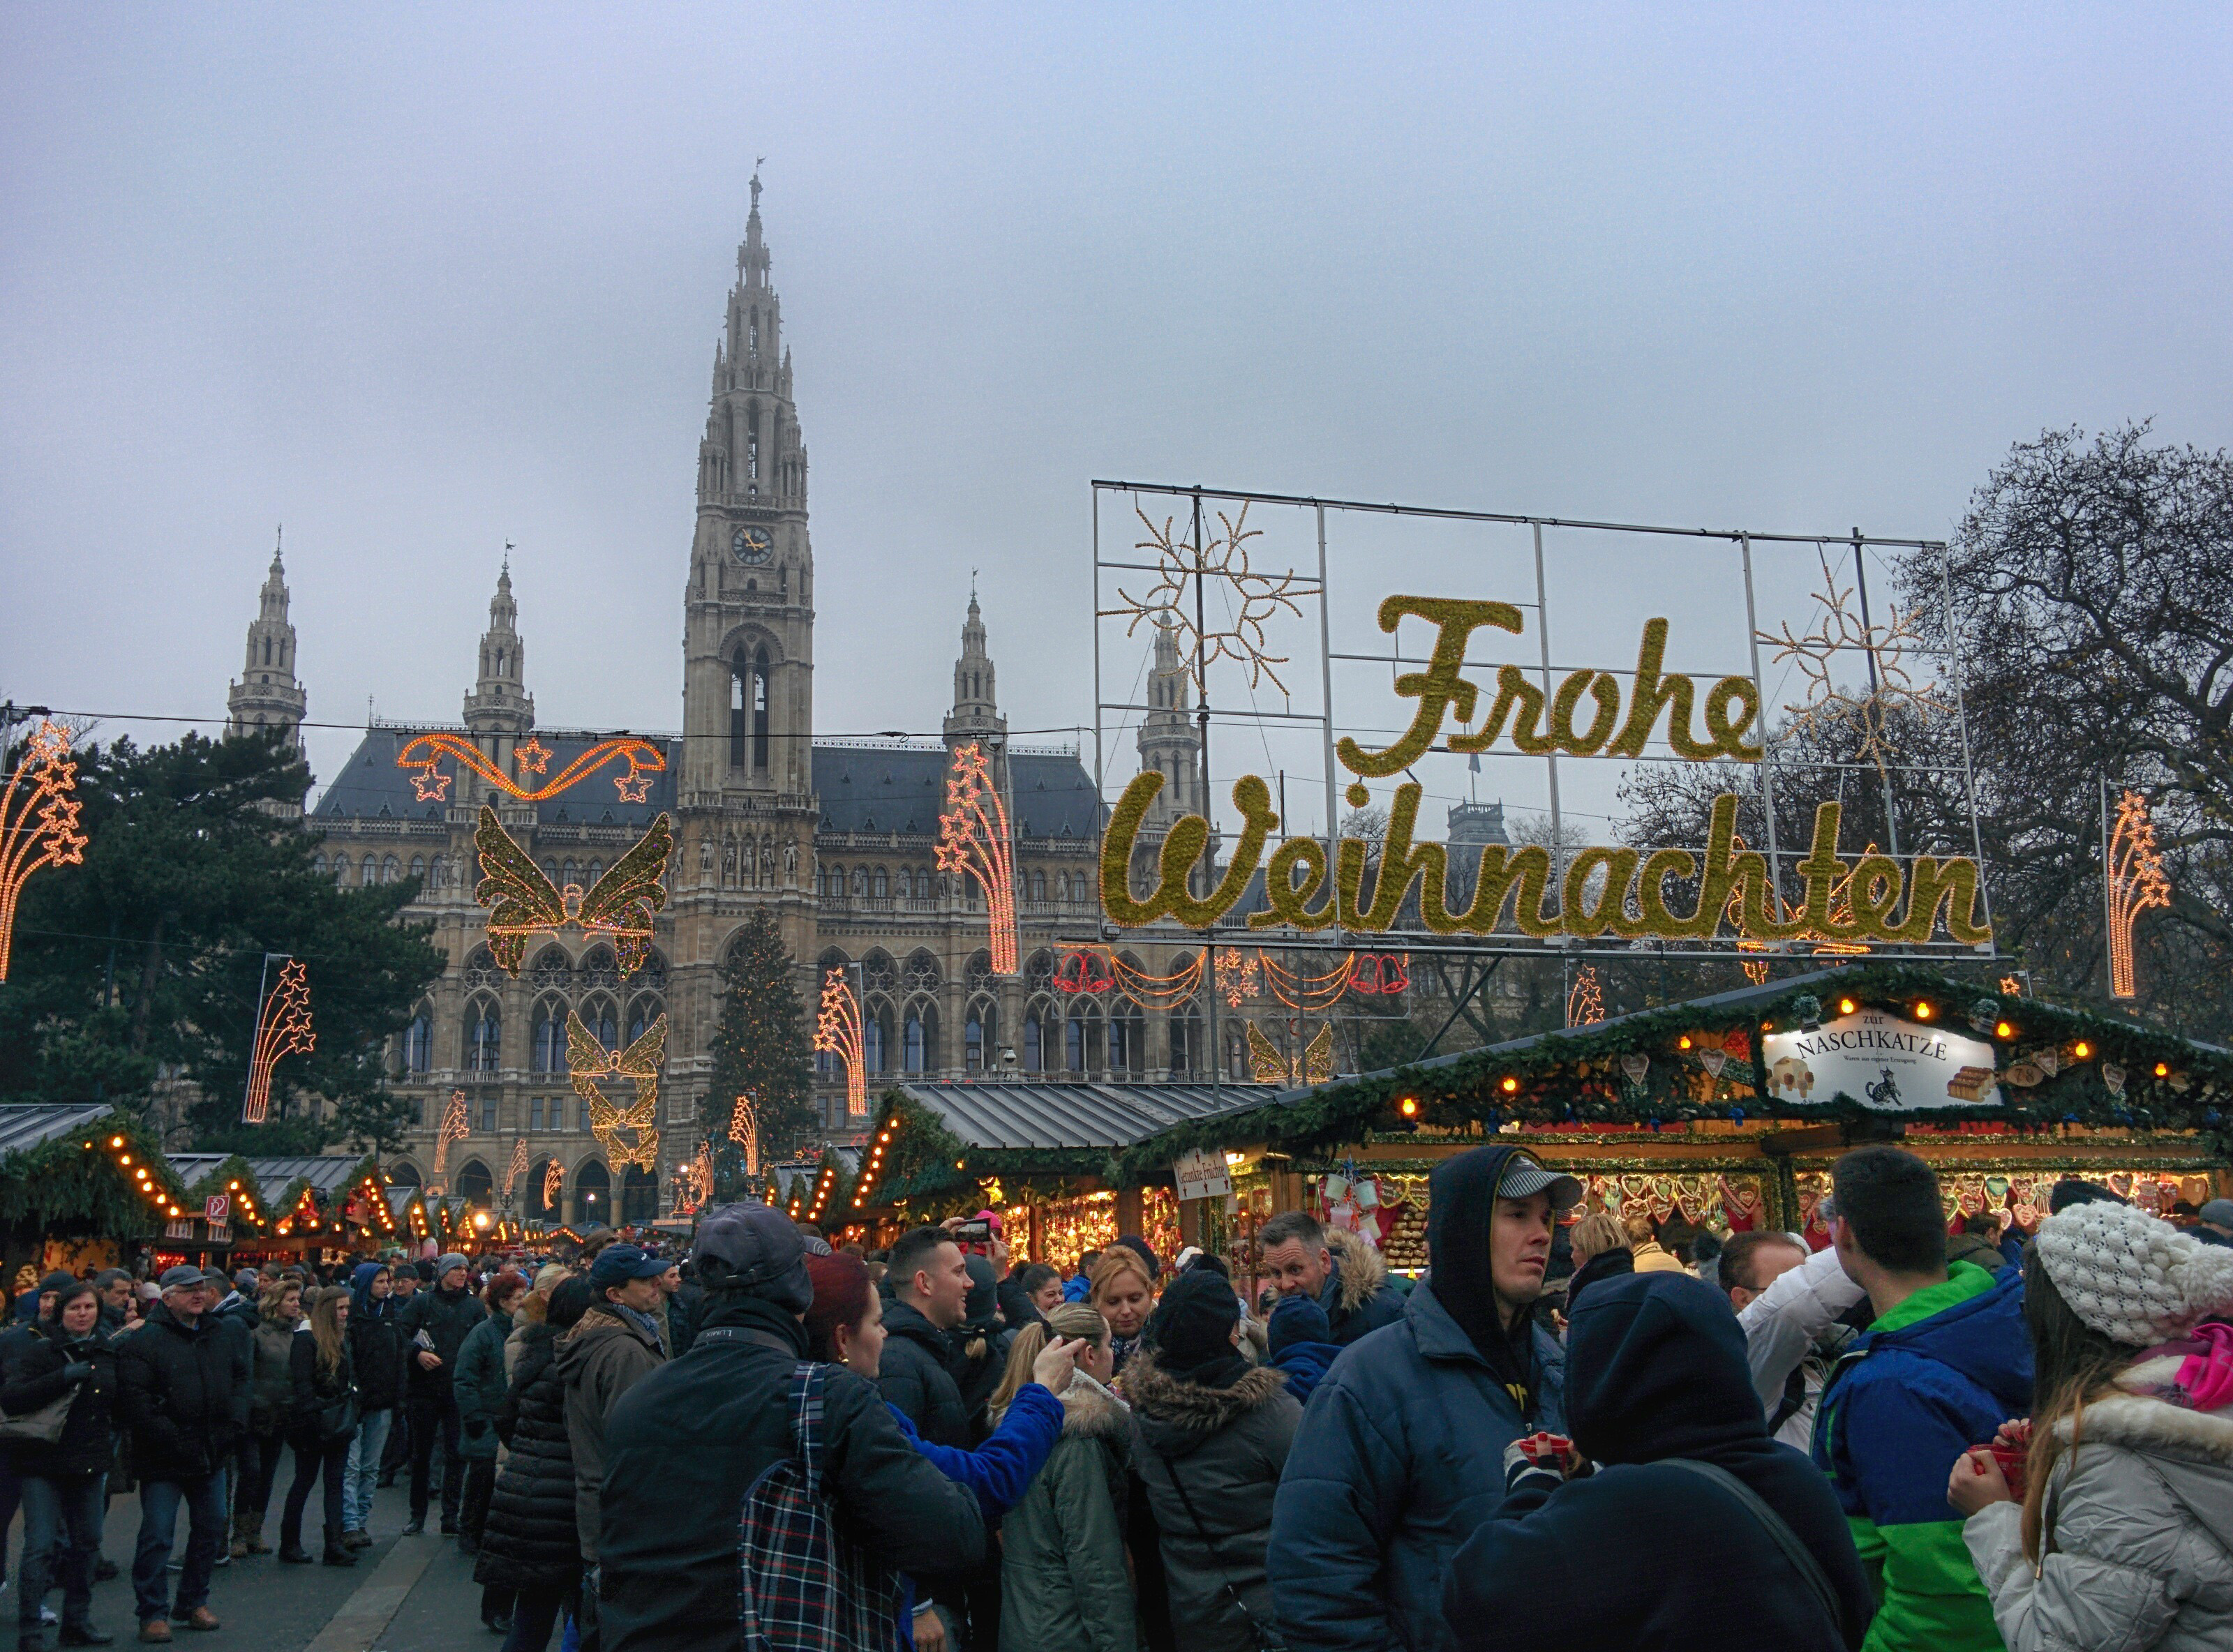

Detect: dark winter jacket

[285,1322,357,1450]
[452,1307,514,1462]
[1320,1228,1406,1346]
[347,1291,405,1413]
[664,1280,701,1357]
[555,1301,664,1563]
[248,1314,299,1436]
[1564,1245,1636,1315]
[1445,1272,1874,1652]
[1812,1259,2033,1652]
[1127,1355,1301,1652]
[1267,1295,1342,1408]
[875,1296,970,1448]
[397,1280,485,1398]
[998,1372,1135,1652]
[996,1270,1046,1335]
[1,1321,118,1478]
[474,1321,579,1594]
[596,1291,987,1652]
[114,1304,248,1482]
[1269,1277,1567,1652]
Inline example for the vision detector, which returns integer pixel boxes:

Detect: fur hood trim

[2050,1390,2233,1466]
[1121,1353,1290,1430]
[1057,1369,1130,1440]
[1327,1228,1388,1316]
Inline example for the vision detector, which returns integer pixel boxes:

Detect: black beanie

[1144,1268,1241,1383]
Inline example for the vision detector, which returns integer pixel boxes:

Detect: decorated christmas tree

[702,909,816,1196]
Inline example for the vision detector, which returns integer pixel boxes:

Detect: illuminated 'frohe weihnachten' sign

[1101,596,1991,947]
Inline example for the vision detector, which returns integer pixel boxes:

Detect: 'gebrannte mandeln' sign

[1100,596,1991,946]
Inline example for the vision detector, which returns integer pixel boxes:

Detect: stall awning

[165,1154,368,1210]
[888,1081,1277,1151]
[0,1103,118,1156]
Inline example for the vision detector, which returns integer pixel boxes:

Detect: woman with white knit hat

[1947,1197,2233,1651]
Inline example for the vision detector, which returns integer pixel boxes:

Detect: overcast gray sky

[5,4,2228,823]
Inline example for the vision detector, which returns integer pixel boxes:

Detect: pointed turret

[463,555,535,745]
[1137,616,1202,824]
[226,528,308,760]
[944,585,1008,773]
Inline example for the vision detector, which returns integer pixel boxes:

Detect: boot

[225,1505,249,1562]
[241,1505,271,1558]
[320,1529,356,1568]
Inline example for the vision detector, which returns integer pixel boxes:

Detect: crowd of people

[0,1160,2228,1651]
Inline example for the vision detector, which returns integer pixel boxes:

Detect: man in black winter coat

[599,1206,986,1652]
[397,1254,486,1535]
[114,1266,248,1638]
[1442,1272,1875,1651]
[873,1225,973,1448]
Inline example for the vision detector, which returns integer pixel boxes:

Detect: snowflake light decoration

[1105,502,1304,696]
[1215,947,1260,1009]
[0,721,89,983]
[1758,548,1948,781]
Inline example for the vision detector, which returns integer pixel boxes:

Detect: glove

[61,1361,93,1384]
[1502,1434,1565,1498]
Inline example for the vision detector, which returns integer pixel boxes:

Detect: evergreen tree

[702,908,816,1195]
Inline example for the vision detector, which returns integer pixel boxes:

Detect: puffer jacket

[1126,1356,1300,1652]
[876,1297,970,1448]
[475,1321,579,1593]
[114,1304,247,1481]
[1738,1241,1863,1452]
[1269,1275,1567,1652]
[285,1322,356,1450]
[1320,1228,1405,1346]
[1,1321,118,1478]
[452,1307,514,1462]
[249,1314,299,1436]
[1964,1339,2233,1652]
[998,1372,1135,1652]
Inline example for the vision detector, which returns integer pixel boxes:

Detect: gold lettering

[1846,855,1904,937]
[1336,596,1523,777]
[1893,857,1993,945]
[1252,837,1336,931]
[1637,846,1704,936]
[1096,772,1276,930]
[1795,804,1853,940]
[1563,847,1641,937]
[1701,676,1763,762]
[1550,671,1623,756]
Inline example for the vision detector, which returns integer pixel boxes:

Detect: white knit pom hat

[2033,1198,2233,1347]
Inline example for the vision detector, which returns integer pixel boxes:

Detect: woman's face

[497,1286,527,1317]
[332,1297,350,1328]
[1029,1277,1064,1316]
[60,1296,99,1336]
[1097,1274,1153,1339]
[837,1296,888,1379]
[1077,1332,1114,1383]
[279,1286,303,1321]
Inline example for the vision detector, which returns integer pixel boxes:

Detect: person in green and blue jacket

[1812,1146,2031,1652]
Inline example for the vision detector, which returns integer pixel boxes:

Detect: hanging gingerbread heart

[2102,1063,2126,1099]
[1699,1049,1727,1079]
[1621,1052,1650,1084]
[2033,1047,2061,1077]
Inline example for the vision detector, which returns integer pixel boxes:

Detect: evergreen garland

[0,1111,183,1238]
[701,910,816,1199]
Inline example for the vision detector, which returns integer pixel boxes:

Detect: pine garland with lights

[701,910,816,1200]
[181,1154,271,1235]
[0,1115,189,1237]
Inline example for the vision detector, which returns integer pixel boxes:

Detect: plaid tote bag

[736,1360,907,1652]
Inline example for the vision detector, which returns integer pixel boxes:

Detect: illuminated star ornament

[240,961,316,1124]
[729,1095,761,1178]
[504,1136,529,1196]
[2105,789,2172,1000]
[433,1090,470,1189]
[1566,965,1604,1029]
[475,806,672,975]
[935,743,1019,976]
[812,968,867,1121]
[569,1012,665,1174]
[396,733,665,806]
[542,1157,565,1212]
[0,721,90,982]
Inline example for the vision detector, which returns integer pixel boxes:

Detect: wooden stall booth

[0,1103,196,1279]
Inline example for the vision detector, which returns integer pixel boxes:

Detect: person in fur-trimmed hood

[1948,1197,2233,1652]
[1257,1212,1405,1346]
[1128,1270,1301,1652]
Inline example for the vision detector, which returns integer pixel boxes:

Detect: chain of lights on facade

[812,968,867,1121]
[0,721,89,983]
[2105,788,2172,1000]
[433,1090,470,1188]
[240,960,315,1125]
[934,742,1019,977]
[396,733,666,806]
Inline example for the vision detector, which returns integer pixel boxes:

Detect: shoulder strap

[1151,1445,1287,1651]
[695,1326,800,1356]
[1659,1458,1850,1646]
[1768,1361,1809,1435]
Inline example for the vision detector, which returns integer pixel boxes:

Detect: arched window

[852,868,868,897]
[531,1002,567,1074]
[1031,870,1046,902]
[381,855,399,884]
[583,997,618,1053]
[1023,1012,1044,1073]
[562,859,579,887]
[575,1159,610,1217]
[528,1159,558,1219]
[966,1001,996,1073]
[622,1164,659,1224]
[409,856,424,883]
[1065,1014,1085,1073]
[863,1013,886,1074]
[361,854,377,886]
[752,647,771,769]
[467,1000,501,1072]
[456,1159,493,1206]
[1110,1000,1143,1076]
[904,1012,926,1074]
[312,853,326,876]
[336,858,350,887]
[387,1162,422,1189]
[1169,1008,1201,1076]
[872,867,888,899]
[403,1009,433,1075]
[627,996,661,1044]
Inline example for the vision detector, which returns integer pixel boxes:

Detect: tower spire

[463,554,535,749]
[944,589,1007,769]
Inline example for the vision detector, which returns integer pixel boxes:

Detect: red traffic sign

[204,1194,230,1224]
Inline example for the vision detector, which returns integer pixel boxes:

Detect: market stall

[0,1103,194,1277]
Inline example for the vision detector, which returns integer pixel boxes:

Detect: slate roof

[165,1154,368,1208]
[310,728,678,832]
[886,1081,1276,1152]
[0,1104,117,1159]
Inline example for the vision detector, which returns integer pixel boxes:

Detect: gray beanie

[435,1252,470,1282]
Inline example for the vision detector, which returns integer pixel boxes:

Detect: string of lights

[396,733,666,805]
[812,969,866,1120]
[0,721,89,983]
[240,961,315,1125]
[2105,788,2171,1000]
[935,743,1020,976]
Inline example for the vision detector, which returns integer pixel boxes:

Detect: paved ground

[5,1476,508,1652]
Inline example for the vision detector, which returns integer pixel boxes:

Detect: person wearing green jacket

[992,1302,1136,1652]
[451,1270,525,1565]
[1812,1146,2032,1652]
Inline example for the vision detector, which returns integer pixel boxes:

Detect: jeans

[17,1472,103,1630]
[0,1459,19,1586]
[281,1437,352,1552]
[503,1582,574,1652]
[380,1402,412,1480]
[408,1392,463,1524]
[133,1475,224,1622]
[345,1409,392,1531]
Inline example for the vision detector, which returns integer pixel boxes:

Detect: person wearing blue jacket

[1811,1146,2032,1652]
[1268,1144,1581,1652]
[1265,1295,1341,1406]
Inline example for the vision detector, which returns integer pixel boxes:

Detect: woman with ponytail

[1948,1199,2233,1651]
[994,1302,1137,1652]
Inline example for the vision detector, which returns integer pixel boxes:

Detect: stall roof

[0,1103,117,1157]
[887,1081,1278,1151]
[165,1155,368,1208]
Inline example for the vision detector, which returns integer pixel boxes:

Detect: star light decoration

[504,1136,529,1196]
[1758,548,1950,783]
[0,721,89,982]
[397,733,665,806]
[2105,789,2172,1000]
[1106,502,1304,695]
[431,1090,470,1190]
[812,968,867,1122]
[542,1157,565,1213]
[240,961,315,1124]
[1566,965,1604,1029]
[729,1095,761,1178]
[935,743,1019,976]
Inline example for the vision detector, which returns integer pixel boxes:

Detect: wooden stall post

[1116,1186,1143,1240]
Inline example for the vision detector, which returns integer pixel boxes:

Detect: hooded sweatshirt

[1445,1272,1874,1651]
[1812,1259,2032,1652]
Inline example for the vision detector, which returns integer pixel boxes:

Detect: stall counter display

[1142,1186,1180,1269]
[1033,1192,1118,1273]
[1793,1166,2218,1251]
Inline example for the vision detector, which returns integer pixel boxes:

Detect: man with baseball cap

[1270,1145,1582,1652]
[555,1245,668,1650]
[598,1206,985,1652]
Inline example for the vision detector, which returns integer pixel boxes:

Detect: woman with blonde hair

[281,1286,358,1566]
[1562,1209,1635,1316]
[236,1276,305,1556]
[993,1302,1136,1652]
[1088,1248,1155,1376]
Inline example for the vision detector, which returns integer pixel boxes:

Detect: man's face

[658,1265,681,1298]
[1260,1238,1331,1301]
[394,1273,417,1296]
[914,1240,972,1330]
[37,1291,59,1321]
[1727,1240,1808,1313]
[101,1278,131,1312]
[163,1286,201,1322]
[440,1266,468,1293]
[608,1275,663,1315]
[1489,1192,1555,1309]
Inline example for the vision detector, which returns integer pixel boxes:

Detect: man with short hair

[92,1270,135,1340]
[1258,1210,1405,1347]
[1719,1229,1860,1451]
[1269,1146,1580,1652]
[655,1259,697,1356]
[378,1266,421,1487]
[396,1253,486,1536]
[1063,1247,1102,1302]
[875,1226,973,1448]
[114,1266,245,1642]
[1812,1146,2031,1652]
[558,1243,669,1649]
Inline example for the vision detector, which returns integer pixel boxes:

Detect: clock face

[731,526,774,565]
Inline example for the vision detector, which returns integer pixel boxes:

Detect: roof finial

[750,160,764,214]
[502,539,514,576]
[272,523,284,570]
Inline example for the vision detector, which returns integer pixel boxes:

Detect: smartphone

[951,1219,993,1244]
